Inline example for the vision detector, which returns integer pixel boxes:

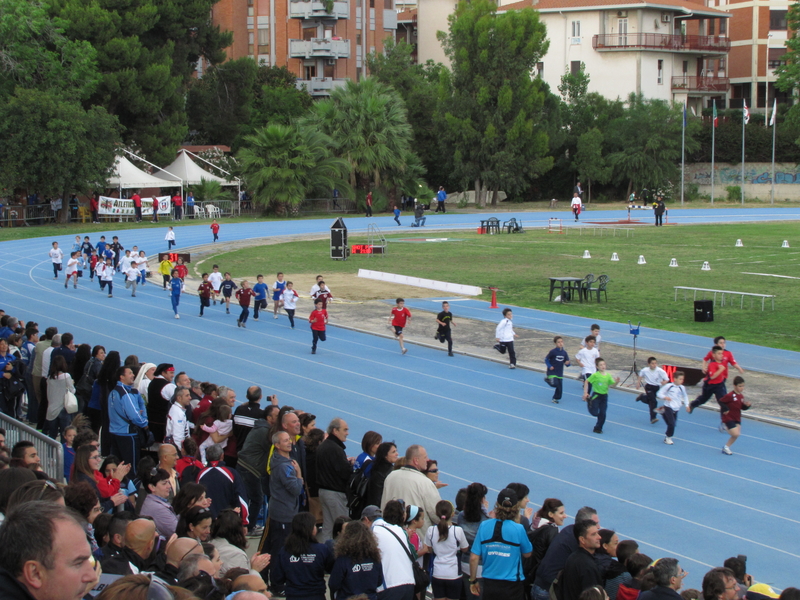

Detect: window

[570,61,581,76]
[248,0,254,17]
[356,33,362,45]
[718,57,726,71]
[682,60,689,74]
[258,28,269,54]
[536,62,544,78]
[571,20,581,37]
[657,59,663,84]
[248,31,254,55]
[719,19,727,34]
[304,65,317,79]
[708,19,715,35]
[770,10,788,30]
[370,0,374,7]
[385,0,392,8]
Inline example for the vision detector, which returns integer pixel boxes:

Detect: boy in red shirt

[718,376,751,455]
[702,336,745,394]
[174,257,188,281]
[198,273,214,317]
[211,219,220,243]
[309,299,328,354]
[389,297,412,355]
[688,346,727,414]
[235,280,256,328]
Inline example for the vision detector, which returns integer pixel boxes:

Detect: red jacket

[236,288,256,308]
[309,309,328,331]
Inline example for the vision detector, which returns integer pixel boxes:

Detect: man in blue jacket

[108,366,149,468]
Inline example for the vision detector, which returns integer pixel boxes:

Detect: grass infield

[208,222,800,351]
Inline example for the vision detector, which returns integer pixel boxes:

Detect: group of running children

[541,324,749,454]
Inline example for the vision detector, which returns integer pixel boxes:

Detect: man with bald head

[158,443,180,500]
[156,537,203,584]
[380,444,442,529]
[233,573,271,596]
[176,553,216,583]
[101,518,158,575]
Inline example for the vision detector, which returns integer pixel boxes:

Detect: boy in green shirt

[583,358,620,434]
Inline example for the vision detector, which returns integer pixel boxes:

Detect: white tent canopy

[107,155,179,190]
[153,150,235,186]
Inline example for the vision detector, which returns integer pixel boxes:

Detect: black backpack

[346,460,372,519]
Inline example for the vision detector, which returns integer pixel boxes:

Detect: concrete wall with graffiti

[686,163,800,200]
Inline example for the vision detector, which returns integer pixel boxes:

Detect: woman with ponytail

[423,500,469,600]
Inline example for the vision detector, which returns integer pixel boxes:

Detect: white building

[417,0,730,111]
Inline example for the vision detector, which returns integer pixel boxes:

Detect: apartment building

[417,0,730,112]
[212,0,399,96]
[726,0,791,111]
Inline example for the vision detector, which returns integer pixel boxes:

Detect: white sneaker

[174,314,180,319]
[722,445,732,455]
[664,437,674,445]
[273,314,278,319]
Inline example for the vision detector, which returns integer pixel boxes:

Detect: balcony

[289,38,351,58]
[289,0,349,20]
[671,76,730,93]
[592,33,730,54]
[296,77,349,95]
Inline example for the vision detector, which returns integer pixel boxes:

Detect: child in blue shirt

[544,336,571,403]
[272,272,286,319]
[393,206,401,226]
[170,269,183,319]
[219,272,238,314]
[253,275,269,321]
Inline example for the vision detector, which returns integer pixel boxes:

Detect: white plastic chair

[206,204,220,219]
[194,205,206,219]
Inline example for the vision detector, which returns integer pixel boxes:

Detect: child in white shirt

[575,336,600,381]
[280,281,299,328]
[208,265,223,305]
[199,404,233,464]
[125,261,140,297]
[580,324,601,351]
[636,357,669,424]
[656,371,689,445]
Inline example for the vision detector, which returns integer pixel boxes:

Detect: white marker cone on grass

[611,252,619,261]
[638,255,646,265]
[782,240,790,248]
[583,250,591,259]
[669,258,679,267]
[701,261,711,271]
[735,239,743,247]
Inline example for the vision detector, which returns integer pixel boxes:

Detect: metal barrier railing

[0,413,64,482]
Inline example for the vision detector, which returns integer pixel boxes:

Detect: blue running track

[2,207,798,589]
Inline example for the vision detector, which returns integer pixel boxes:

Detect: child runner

[64,252,80,289]
[98,257,115,298]
[235,280,256,328]
[655,371,689,445]
[435,301,455,357]
[544,336,571,403]
[702,336,745,395]
[423,500,469,600]
[272,272,286,319]
[165,226,176,250]
[170,269,183,319]
[390,298,412,355]
[220,273,238,314]
[280,282,299,328]
[109,236,123,268]
[571,192,582,222]
[199,405,233,464]
[309,298,328,354]
[575,335,600,384]
[89,249,99,282]
[174,257,188,282]
[311,281,333,309]
[119,249,133,278]
[393,205,401,226]
[198,273,214,317]
[96,236,107,257]
[210,219,220,243]
[688,345,727,414]
[48,241,64,279]
[208,265,223,305]
[636,357,669,424]
[159,255,173,290]
[80,236,94,264]
[493,308,517,368]
[309,275,325,297]
[583,357,620,434]
[252,275,269,321]
[580,324,601,351]
[124,260,139,297]
[718,376,750,455]
[137,251,148,285]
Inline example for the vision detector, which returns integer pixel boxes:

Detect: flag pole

[681,102,686,206]
[711,100,716,206]
[771,99,777,205]
[741,100,746,205]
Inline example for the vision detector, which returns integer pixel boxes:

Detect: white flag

[770,98,777,127]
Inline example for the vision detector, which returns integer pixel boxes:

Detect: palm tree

[237,123,351,215]
[302,78,423,196]
[191,178,235,203]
